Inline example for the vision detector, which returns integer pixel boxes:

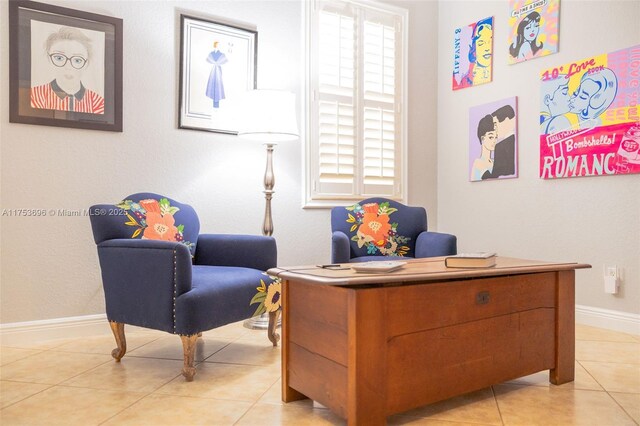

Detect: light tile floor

[1,322,638,425]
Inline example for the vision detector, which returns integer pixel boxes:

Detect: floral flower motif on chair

[144,211,178,241]
[250,275,282,316]
[116,198,194,252]
[345,201,410,256]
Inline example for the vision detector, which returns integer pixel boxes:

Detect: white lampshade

[237,90,299,142]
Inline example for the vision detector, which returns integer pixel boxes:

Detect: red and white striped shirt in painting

[30,80,105,115]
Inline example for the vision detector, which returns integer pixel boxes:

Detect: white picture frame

[178,15,257,134]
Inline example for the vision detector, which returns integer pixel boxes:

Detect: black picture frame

[179,14,257,134]
[9,0,123,132]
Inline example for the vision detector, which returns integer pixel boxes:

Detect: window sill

[303,196,406,209]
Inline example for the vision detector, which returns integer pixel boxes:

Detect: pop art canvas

[469,97,518,182]
[453,17,493,90]
[508,0,560,64]
[540,45,640,179]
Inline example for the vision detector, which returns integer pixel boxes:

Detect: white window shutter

[318,100,356,190]
[319,10,355,96]
[308,0,406,205]
[362,12,399,196]
[313,4,357,197]
[363,107,395,194]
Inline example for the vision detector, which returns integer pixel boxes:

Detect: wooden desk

[268,257,591,426]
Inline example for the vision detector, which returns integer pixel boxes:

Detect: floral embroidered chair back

[331,198,427,259]
[90,192,200,256]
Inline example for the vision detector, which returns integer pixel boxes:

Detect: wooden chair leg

[109,321,126,362]
[268,310,281,347]
[181,334,198,381]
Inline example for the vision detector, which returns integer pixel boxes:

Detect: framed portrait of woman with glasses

[9,0,122,131]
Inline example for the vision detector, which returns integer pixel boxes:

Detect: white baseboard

[576,304,640,336]
[0,314,111,347]
[2,305,638,347]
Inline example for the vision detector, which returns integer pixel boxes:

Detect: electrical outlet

[604,265,619,294]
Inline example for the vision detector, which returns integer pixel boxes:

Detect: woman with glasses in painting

[30,26,105,114]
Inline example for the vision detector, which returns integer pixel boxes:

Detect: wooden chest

[273,258,588,425]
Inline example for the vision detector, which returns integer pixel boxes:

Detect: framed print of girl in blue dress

[179,15,257,134]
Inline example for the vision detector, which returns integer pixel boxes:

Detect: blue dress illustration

[206,45,228,108]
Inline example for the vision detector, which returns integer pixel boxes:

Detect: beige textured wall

[387,0,443,228]
[436,0,640,314]
[0,0,440,323]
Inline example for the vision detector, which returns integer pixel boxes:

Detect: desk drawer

[386,272,556,337]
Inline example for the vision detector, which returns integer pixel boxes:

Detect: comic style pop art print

[539,45,640,179]
[508,0,560,64]
[469,97,518,182]
[453,17,493,90]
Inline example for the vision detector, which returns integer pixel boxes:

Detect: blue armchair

[89,193,280,381]
[331,198,457,263]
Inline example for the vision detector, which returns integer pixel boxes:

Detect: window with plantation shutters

[305,0,407,207]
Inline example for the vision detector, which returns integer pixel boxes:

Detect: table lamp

[238,89,299,236]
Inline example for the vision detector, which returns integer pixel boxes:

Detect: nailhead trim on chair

[172,248,177,334]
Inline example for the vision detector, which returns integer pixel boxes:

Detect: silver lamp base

[243,312,282,330]
[244,143,282,331]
